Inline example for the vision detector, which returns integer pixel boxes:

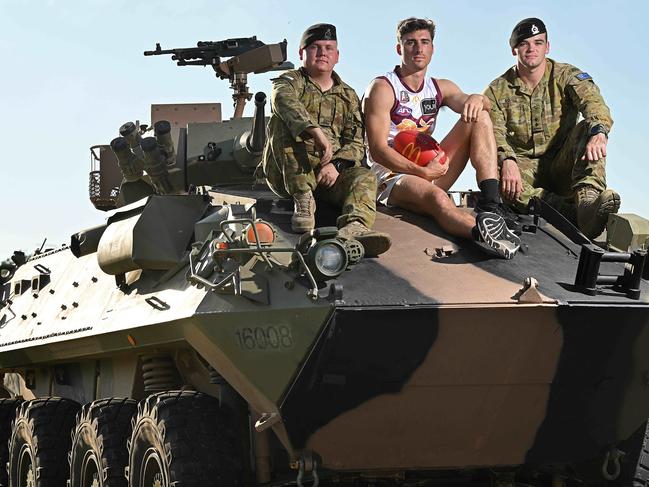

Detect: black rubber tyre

[8,397,81,487]
[127,390,242,487]
[68,398,137,487]
[0,398,22,487]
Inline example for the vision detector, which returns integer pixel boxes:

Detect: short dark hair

[397,18,436,43]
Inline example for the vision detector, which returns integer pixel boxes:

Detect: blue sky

[1,0,647,256]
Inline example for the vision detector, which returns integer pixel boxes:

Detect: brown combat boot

[540,190,577,224]
[575,186,621,239]
[291,191,316,233]
[338,221,392,257]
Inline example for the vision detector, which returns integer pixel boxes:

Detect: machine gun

[144,37,293,118]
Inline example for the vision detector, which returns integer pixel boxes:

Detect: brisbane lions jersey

[367,68,443,167]
[382,68,442,141]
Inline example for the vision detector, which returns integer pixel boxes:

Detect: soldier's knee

[345,166,378,191]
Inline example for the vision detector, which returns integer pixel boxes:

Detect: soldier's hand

[316,162,339,188]
[462,94,485,123]
[500,158,523,201]
[420,150,449,181]
[307,127,333,165]
[582,133,607,161]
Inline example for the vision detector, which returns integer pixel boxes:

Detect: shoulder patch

[576,72,592,81]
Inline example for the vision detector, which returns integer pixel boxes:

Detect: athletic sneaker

[475,212,521,259]
[476,200,520,233]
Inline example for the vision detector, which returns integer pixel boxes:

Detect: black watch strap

[590,124,608,138]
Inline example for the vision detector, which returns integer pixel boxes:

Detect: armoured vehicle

[1,36,649,487]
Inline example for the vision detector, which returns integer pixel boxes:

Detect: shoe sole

[581,190,621,239]
[291,217,315,234]
[477,213,521,260]
[598,190,621,216]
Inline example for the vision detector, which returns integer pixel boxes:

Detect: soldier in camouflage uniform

[485,18,620,239]
[262,23,391,256]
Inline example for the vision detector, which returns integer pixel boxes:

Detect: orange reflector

[215,242,228,250]
[127,334,137,346]
[246,221,275,244]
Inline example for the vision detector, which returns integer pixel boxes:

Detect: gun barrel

[247,92,267,154]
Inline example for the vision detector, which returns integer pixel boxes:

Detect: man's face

[512,33,549,70]
[397,29,433,70]
[300,40,339,75]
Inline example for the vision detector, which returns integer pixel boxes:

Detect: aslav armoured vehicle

[2,36,649,487]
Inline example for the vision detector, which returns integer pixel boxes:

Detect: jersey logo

[576,72,592,81]
[400,142,422,164]
[395,104,413,117]
[421,98,437,116]
[399,90,410,102]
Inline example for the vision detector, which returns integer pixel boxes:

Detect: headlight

[306,240,348,281]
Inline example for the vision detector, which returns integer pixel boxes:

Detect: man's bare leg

[435,111,498,191]
[388,175,475,239]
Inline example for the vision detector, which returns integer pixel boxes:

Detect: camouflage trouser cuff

[337,214,374,229]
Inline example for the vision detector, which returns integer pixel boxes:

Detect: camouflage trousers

[264,144,378,229]
[507,120,607,215]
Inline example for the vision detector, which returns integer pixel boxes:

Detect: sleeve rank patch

[576,72,592,81]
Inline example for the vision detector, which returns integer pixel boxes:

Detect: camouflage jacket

[484,59,613,165]
[264,67,364,169]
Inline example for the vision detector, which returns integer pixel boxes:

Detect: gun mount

[144,37,293,118]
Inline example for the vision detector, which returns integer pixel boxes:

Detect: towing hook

[296,457,319,487]
[601,447,625,481]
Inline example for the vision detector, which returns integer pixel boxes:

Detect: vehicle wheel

[8,397,80,487]
[69,398,137,487]
[127,390,242,487]
[0,398,22,486]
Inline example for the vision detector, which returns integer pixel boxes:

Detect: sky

[1,0,647,257]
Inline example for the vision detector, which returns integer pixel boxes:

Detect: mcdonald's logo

[400,142,421,164]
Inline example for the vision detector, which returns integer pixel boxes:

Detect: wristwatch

[589,124,609,138]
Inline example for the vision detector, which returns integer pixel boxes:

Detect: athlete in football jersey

[363,17,520,259]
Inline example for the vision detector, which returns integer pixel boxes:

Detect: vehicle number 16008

[234,325,294,350]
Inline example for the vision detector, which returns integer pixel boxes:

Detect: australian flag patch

[576,72,592,81]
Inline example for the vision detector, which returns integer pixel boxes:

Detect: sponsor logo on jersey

[421,98,437,116]
[395,104,413,117]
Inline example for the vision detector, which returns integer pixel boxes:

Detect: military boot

[575,186,621,239]
[338,221,392,257]
[291,191,316,233]
[540,190,577,224]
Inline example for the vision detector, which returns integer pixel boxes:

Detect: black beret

[300,23,337,49]
[510,18,547,48]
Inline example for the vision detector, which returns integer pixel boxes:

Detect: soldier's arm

[270,75,318,139]
[564,69,614,134]
[332,90,364,163]
[437,79,491,122]
[484,85,518,167]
